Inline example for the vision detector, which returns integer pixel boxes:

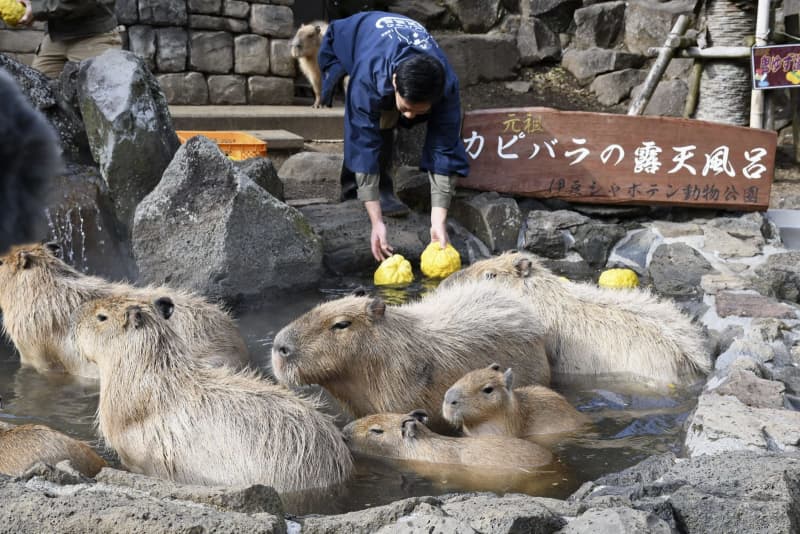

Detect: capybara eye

[331,320,352,331]
[369,427,384,435]
[97,314,107,322]
[482,386,494,394]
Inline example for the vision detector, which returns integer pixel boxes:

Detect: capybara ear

[314,25,321,34]
[408,409,429,425]
[488,362,501,371]
[503,368,514,390]
[350,286,369,297]
[154,297,175,320]
[513,257,532,278]
[18,251,31,269]
[366,297,386,320]
[401,419,419,439]
[44,241,62,258]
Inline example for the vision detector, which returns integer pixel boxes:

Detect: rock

[234,34,270,75]
[525,0,582,33]
[234,157,284,200]
[377,512,476,534]
[208,75,247,104]
[269,39,296,77]
[138,0,188,26]
[505,80,532,93]
[127,25,156,71]
[440,493,569,532]
[133,136,323,305]
[561,48,646,86]
[715,291,798,319]
[189,31,234,73]
[648,242,715,297]
[714,336,781,372]
[571,222,626,268]
[189,0,222,15]
[16,461,93,486]
[517,16,561,65]
[450,192,522,253]
[707,369,786,408]
[685,393,800,456]
[188,15,249,33]
[387,0,448,27]
[649,220,703,238]
[589,69,647,106]
[520,209,589,258]
[248,77,294,105]
[701,225,762,259]
[436,33,520,86]
[700,273,752,294]
[664,57,694,80]
[279,152,343,202]
[752,251,800,303]
[395,166,431,212]
[558,507,671,533]
[629,79,688,117]
[607,228,659,271]
[542,253,596,280]
[301,496,442,533]
[96,468,284,516]
[624,0,695,55]
[155,28,188,73]
[572,1,626,50]
[77,50,180,229]
[444,0,501,32]
[0,53,92,164]
[156,72,209,105]
[223,0,250,18]
[250,4,294,38]
[115,0,138,24]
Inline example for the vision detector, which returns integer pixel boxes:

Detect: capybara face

[271,295,385,386]
[0,242,66,306]
[443,364,514,427]
[290,23,323,58]
[72,295,174,367]
[342,410,429,459]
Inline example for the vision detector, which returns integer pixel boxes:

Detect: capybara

[443,363,590,439]
[271,279,551,430]
[0,423,106,477]
[0,242,249,378]
[0,70,59,254]
[70,294,352,493]
[441,251,711,385]
[290,22,328,108]
[342,410,553,470]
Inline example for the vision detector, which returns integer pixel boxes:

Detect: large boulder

[524,0,581,33]
[133,136,323,306]
[624,0,695,55]
[78,50,180,229]
[517,16,561,65]
[561,48,646,86]
[648,242,716,297]
[436,33,519,86]
[629,79,688,117]
[450,192,522,253]
[572,1,626,50]
[443,0,502,32]
[278,151,343,202]
[752,251,800,303]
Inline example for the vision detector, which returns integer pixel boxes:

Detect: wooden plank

[459,108,776,211]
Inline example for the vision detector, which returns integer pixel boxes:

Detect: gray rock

[188,0,222,15]
[127,25,156,71]
[395,166,431,212]
[701,225,762,259]
[708,212,765,239]
[444,0,501,32]
[505,80,532,93]
[572,1,626,50]
[270,39,296,77]
[589,69,647,106]
[223,0,251,18]
[590,452,677,488]
[16,461,93,486]
[572,222,626,268]
[520,209,589,258]
[155,27,188,73]
[685,393,800,456]
[715,291,798,320]
[441,493,569,533]
[714,336,781,372]
[96,468,284,516]
[235,34,270,75]
[624,0,695,55]
[752,251,800,303]
[630,79,688,117]
[115,0,138,24]
[248,76,294,105]
[189,14,249,33]
[700,273,752,294]
[78,50,180,228]
[279,152,343,202]
[607,228,658,271]
[664,57,694,80]
[208,74,247,104]
[707,368,786,408]
[561,48,646,86]
[517,16,561,65]
[526,0,582,32]
[189,31,234,73]
[133,136,323,305]
[450,192,522,253]
[234,157,284,200]
[377,513,476,534]
[301,496,442,534]
[648,242,715,297]
[156,72,209,104]
[250,5,294,38]
[386,0,448,26]
[138,0,188,26]
[558,507,671,533]
[648,220,703,238]
[436,33,519,86]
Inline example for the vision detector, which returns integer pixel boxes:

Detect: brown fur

[443,364,590,439]
[70,294,352,493]
[271,279,550,430]
[0,424,106,477]
[441,251,711,385]
[342,410,553,470]
[290,22,328,108]
[0,243,249,378]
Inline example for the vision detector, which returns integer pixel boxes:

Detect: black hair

[394,54,445,104]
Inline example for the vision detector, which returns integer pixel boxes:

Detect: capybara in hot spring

[441,251,710,386]
[0,242,249,378]
[271,279,551,430]
[0,422,106,477]
[70,293,352,493]
[443,364,590,440]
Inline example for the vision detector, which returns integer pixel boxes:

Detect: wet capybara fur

[443,363,590,439]
[0,242,249,378]
[0,423,106,477]
[0,70,59,255]
[441,251,711,386]
[271,279,550,430]
[71,294,352,493]
[343,410,553,470]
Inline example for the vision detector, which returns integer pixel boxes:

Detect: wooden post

[787,12,800,162]
[628,15,690,116]
[749,0,772,129]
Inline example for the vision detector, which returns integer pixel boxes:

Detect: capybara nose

[274,342,293,359]
[444,389,459,406]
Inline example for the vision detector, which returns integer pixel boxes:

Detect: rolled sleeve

[356,172,380,202]
[430,172,457,209]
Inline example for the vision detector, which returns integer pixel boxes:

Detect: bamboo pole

[749,0,772,128]
[628,15,690,116]
[647,46,751,59]
[683,60,703,118]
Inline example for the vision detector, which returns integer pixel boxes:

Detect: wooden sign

[459,108,776,211]
[752,44,800,90]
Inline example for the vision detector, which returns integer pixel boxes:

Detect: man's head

[392,54,445,119]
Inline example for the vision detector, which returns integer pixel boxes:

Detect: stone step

[244,130,305,152]
[169,105,345,141]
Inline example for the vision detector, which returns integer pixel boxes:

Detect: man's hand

[18,0,33,26]
[429,206,449,249]
[365,200,393,261]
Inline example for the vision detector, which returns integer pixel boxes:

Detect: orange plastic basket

[176,131,267,161]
